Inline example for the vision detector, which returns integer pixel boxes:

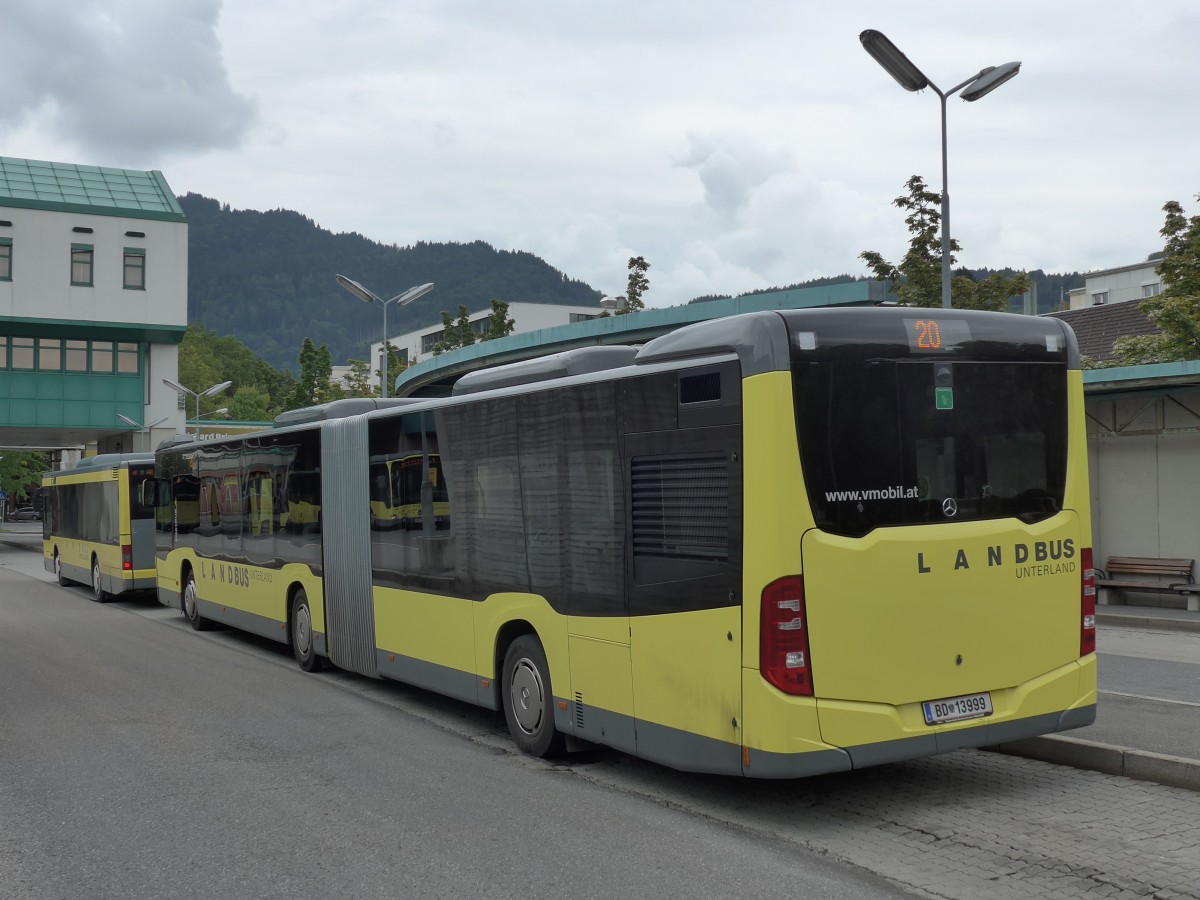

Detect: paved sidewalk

[995,602,1200,792]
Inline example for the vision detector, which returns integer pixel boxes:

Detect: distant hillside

[179,193,602,371]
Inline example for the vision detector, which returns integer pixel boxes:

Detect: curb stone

[989,733,1200,792]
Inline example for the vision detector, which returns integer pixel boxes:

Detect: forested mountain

[180,193,602,371]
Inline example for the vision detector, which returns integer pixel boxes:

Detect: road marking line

[1099,689,1200,708]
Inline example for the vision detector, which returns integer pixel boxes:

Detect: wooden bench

[1096,556,1200,612]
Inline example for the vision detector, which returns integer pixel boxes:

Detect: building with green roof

[0,156,187,453]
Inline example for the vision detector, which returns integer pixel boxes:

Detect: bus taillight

[760,576,813,696]
[1080,547,1096,656]
[122,544,133,571]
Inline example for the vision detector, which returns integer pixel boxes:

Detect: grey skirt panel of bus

[321,415,378,677]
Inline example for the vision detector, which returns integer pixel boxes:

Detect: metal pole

[381,300,389,399]
[939,91,951,309]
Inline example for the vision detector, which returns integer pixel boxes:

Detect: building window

[569,313,598,323]
[0,238,11,281]
[1142,282,1161,298]
[422,331,443,354]
[65,340,88,371]
[91,340,113,373]
[1091,291,1108,306]
[117,342,139,373]
[0,336,7,368]
[123,248,145,290]
[11,336,34,370]
[38,338,62,371]
[471,318,489,337]
[71,244,94,286]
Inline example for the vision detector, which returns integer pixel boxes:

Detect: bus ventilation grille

[679,372,721,404]
[631,454,729,561]
[574,692,585,729]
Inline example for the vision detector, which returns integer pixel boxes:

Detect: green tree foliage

[860,176,1029,311]
[1113,194,1200,365]
[0,451,50,505]
[178,324,296,416]
[483,299,516,340]
[432,305,478,355]
[370,345,410,397]
[616,256,650,315]
[227,386,272,422]
[345,359,377,398]
[289,338,343,409]
[178,193,602,372]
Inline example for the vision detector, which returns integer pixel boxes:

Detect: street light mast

[860,30,1021,309]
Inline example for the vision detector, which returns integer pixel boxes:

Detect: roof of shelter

[1047,301,1160,364]
[0,156,185,222]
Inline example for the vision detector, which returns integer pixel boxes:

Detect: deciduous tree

[1113,194,1200,364]
[860,175,1028,311]
[616,256,650,315]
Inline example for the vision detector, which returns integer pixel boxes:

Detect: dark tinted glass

[793,359,1067,536]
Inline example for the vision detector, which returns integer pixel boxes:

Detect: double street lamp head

[335,275,435,309]
[859,29,1021,101]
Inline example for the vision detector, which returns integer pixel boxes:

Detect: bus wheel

[54,551,70,587]
[501,635,565,758]
[290,588,322,672]
[182,570,208,631]
[91,557,110,603]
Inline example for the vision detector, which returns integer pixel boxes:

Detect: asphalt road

[1074,623,1200,757]
[0,566,914,900]
[3,528,1200,899]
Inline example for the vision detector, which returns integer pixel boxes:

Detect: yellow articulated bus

[151,308,1096,777]
[43,453,158,602]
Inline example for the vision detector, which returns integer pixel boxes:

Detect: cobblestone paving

[562,748,1200,899]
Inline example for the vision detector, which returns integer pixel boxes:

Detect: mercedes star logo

[942,497,958,518]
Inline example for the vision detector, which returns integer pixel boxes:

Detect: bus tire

[54,550,71,587]
[182,570,208,631]
[90,556,110,603]
[501,635,564,759]
[290,588,322,672]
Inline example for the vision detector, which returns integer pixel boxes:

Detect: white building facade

[1068,256,1163,310]
[369,300,605,372]
[0,157,188,452]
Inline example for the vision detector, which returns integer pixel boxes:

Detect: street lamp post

[860,30,1021,309]
[163,379,233,437]
[336,276,434,398]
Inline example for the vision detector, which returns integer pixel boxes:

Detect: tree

[1113,194,1200,365]
[432,305,478,355]
[344,358,377,398]
[289,338,342,408]
[616,256,650,315]
[227,386,272,422]
[177,323,296,416]
[482,299,516,341]
[860,175,1028,311]
[0,451,50,507]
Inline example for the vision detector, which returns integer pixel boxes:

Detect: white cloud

[0,0,255,165]
[4,0,1198,307]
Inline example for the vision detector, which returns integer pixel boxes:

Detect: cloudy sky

[2,0,1196,306]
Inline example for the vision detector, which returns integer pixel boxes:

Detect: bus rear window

[792,360,1068,536]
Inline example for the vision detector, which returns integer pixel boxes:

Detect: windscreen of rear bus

[787,312,1069,537]
[129,464,155,521]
